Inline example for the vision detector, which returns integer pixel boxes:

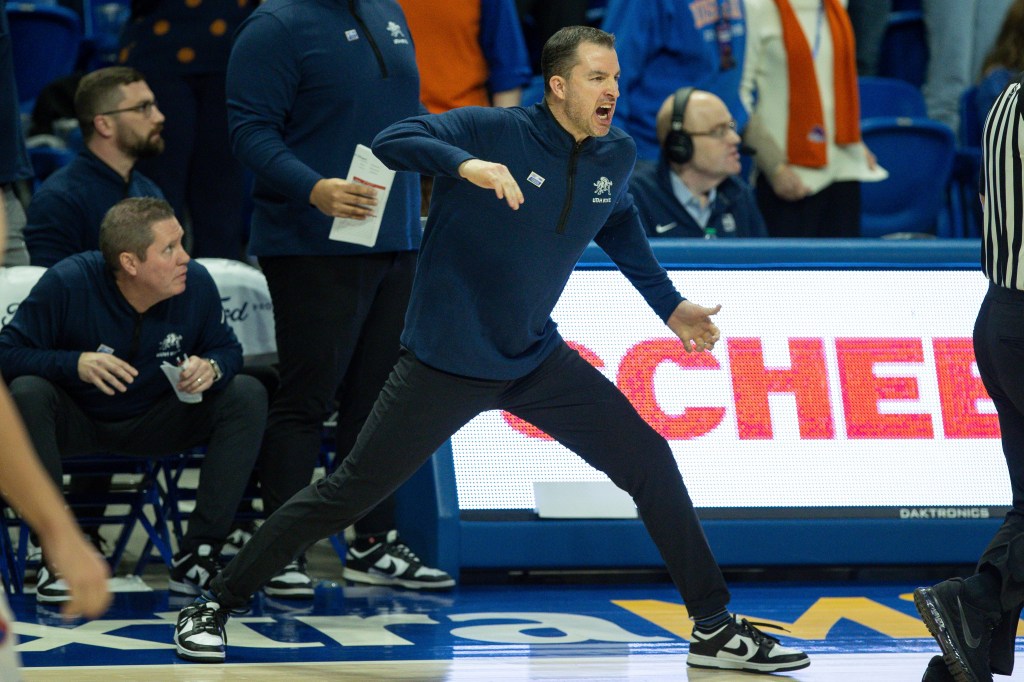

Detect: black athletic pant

[255,252,416,534]
[213,342,731,618]
[9,375,266,553]
[972,283,1024,675]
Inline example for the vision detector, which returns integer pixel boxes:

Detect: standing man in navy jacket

[174,25,810,675]
[630,88,766,239]
[224,0,450,597]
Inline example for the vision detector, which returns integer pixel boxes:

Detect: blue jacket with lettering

[630,158,766,238]
[373,102,684,379]
[0,252,242,420]
[227,0,422,257]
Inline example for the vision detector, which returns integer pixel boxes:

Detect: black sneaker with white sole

[914,578,998,682]
[174,597,239,663]
[343,530,454,590]
[263,556,314,600]
[169,544,221,595]
[34,565,71,604]
[686,615,810,673]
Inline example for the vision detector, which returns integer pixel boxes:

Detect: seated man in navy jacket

[0,198,267,604]
[630,87,766,239]
[25,66,165,266]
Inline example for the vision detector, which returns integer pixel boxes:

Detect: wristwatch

[207,358,223,382]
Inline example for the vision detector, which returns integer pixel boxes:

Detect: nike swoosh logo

[721,640,750,657]
[654,222,677,234]
[958,596,983,648]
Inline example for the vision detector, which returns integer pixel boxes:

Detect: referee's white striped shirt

[982,75,1024,291]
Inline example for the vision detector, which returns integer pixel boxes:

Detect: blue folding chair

[27,145,75,191]
[6,3,81,112]
[858,76,927,119]
[878,10,928,87]
[860,117,956,237]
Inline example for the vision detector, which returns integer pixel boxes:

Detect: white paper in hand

[160,361,202,404]
[329,144,395,247]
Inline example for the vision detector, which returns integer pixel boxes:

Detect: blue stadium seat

[27,145,74,191]
[6,3,81,111]
[860,117,955,237]
[858,76,927,119]
[878,10,928,87]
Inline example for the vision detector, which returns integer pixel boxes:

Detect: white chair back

[0,266,47,330]
[195,258,277,363]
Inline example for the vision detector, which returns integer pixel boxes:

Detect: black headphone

[664,86,696,164]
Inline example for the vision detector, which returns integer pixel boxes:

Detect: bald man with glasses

[630,88,766,240]
[25,66,167,267]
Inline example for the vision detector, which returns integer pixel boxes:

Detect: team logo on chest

[157,332,184,359]
[592,176,613,203]
[386,21,409,44]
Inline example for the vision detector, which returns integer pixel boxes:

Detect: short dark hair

[74,66,147,141]
[99,197,175,272]
[541,25,616,97]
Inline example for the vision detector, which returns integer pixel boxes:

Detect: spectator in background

[516,0,590,75]
[847,0,891,76]
[601,0,748,161]
[741,0,882,238]
[25,67,166,266]
[0,197,267,604]
[921,0,1013,138]
[118,0,254,260]
[399,0,531,112]
[0,0,33,267]
[399,0,531,215]
[226,0,452,597]
[631,88,766,239]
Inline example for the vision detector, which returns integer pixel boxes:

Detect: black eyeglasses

[685,120,737,139]
[99,100,159,118]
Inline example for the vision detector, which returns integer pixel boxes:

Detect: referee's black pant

[973,282,1024,675]
[212,340,732,618]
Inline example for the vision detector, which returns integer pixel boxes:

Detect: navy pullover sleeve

[0,268,82,382]
[595,190,685,322]
[372,113,480,178]
[226,12,322,205]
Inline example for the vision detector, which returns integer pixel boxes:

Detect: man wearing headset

[629,88,766,239]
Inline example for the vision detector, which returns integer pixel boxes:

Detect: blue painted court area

[9,581,997,669]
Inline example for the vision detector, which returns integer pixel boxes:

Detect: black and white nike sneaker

[174,597,237,663]
[169,544,221,595]
[34,565,72,604]
[687,615,810,673]
[343,530,454,590]
[263,556,314,600]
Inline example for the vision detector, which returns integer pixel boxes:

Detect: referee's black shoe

[914,578,997,682]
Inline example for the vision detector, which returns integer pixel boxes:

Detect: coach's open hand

[667,300,721,353]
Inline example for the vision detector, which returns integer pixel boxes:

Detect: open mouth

[596,104,613,123]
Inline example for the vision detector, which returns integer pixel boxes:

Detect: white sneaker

[686,615,810,673]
